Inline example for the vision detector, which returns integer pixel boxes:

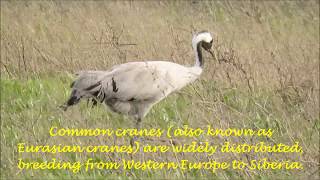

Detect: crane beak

[208,49,214,57]
[206,49,215,59]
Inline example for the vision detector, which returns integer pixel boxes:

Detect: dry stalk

[213,40,254,92]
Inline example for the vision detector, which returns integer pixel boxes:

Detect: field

[1,1,319,179]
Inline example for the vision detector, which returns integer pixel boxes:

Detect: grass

[1,1,319,179]
[1,76,319,179]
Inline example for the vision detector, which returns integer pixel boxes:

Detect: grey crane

[61,31,214,130]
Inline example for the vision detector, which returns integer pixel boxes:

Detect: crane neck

[193,41,203,68]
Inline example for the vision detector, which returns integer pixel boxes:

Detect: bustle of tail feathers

[62,69,109,111]
[69,71,88,88]
[60,89,81,111]
[61,80,104,111]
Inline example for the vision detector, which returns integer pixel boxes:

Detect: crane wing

[99,62,174,102]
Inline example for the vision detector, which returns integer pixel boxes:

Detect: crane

[61,31,214,131]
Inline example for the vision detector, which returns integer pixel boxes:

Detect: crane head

[202,39,214,58]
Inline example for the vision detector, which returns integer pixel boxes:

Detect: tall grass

[1,1,319,179]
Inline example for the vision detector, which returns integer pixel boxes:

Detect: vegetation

[1,1,319,179]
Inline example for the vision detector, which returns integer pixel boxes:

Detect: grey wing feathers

[101,63,170,101]
[98,64,170,117]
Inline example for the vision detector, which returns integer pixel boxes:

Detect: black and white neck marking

[196,42,203,67]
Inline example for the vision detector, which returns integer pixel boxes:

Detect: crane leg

[136,118,142,130]
[130,118,142,146]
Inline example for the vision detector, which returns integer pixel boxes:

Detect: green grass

[1,75,318,179]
